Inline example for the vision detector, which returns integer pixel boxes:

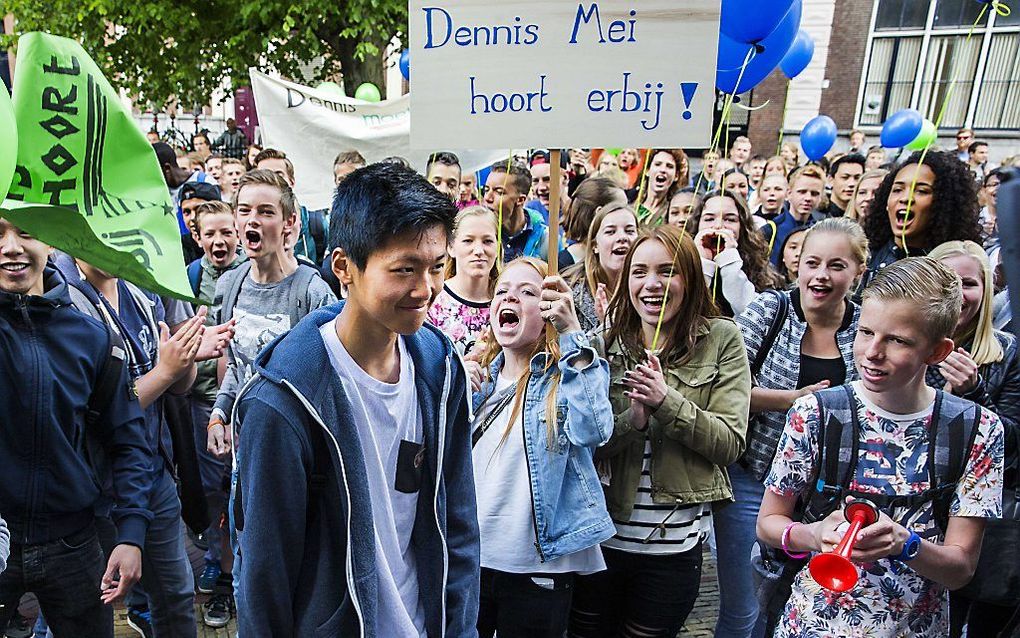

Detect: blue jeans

[126,471,197,637]
[0,525,110,637]
[713,462,767,638]
[191,398,227,566]
[229,448,243,614]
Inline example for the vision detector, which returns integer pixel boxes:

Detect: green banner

[1,32,193,301]
[0,84,15,203]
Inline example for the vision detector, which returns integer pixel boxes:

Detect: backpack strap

[804,385,861,524]
[929,391,983,532]
[187,259,203,297]
[751,291,790,378]
[216,260,252,324]
[287,265,320,329]
[308,209,327,263]
[84,319,129,428]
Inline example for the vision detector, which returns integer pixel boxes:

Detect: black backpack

[755,384,981,636]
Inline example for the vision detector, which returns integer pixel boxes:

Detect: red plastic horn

[808,499,880,592]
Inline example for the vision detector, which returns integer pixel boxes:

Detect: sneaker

[197,561,222,594]
[203,593,233,628]
[5,615,32,638]
[125,606,153,638]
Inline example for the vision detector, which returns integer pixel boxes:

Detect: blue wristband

[895,531,922,562]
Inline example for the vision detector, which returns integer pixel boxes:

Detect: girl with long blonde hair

[470,257,615,638]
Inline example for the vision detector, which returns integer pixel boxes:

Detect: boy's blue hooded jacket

[0,267,153,547]
[235,302,480,637]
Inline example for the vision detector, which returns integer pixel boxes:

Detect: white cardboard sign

[409,0,720,150]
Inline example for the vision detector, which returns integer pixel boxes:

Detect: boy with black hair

[234,162,480,635]
[483,160,552,262]
[426,151,463,202]
[825,153,866,218]
[0,218,153,635]
[757,257,1004,638]
[180,181,223,264]
[968,141,990,184]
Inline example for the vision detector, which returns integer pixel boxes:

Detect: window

[875,0,928,30]
[916,35,983,128]
[858,0,1020,130]
[973,34,1020,128]
[859,37,923,125]
[933,0,985,28]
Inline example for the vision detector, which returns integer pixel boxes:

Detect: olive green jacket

[598,317,751,520]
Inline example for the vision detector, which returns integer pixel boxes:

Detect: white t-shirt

[320,320,426,637]
[473,372,606,575]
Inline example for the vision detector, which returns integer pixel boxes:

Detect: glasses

[957,135,972,140]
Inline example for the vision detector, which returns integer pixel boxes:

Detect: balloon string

[496,152,512,264]
[777,79,792,156]
[900,2,990,256]
[635,149,654,221]
[651,45,756,353]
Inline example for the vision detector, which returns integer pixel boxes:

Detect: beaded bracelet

[781,521,810,559]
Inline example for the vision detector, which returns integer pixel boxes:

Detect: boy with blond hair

[757,257,1004,638]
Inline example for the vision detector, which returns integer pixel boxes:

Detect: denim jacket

[472,331,616,563]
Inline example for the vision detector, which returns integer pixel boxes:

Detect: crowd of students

[0,128,1017,638]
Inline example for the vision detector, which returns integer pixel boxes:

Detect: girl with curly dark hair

[689,189,784,317]
[859,150,982,291]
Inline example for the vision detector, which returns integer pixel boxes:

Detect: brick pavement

[110,548,720,637]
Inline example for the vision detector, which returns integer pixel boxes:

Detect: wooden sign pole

[548,149,561,275]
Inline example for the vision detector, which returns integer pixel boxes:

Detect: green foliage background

[0,0,407,105]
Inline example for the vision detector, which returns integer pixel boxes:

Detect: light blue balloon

[780,30,815,80]
[880,109,924,148]
[801,115,837,161]
[716,0,802,94]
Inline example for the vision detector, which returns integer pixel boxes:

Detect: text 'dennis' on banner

[409,1,721,150]
[250,69,508,211]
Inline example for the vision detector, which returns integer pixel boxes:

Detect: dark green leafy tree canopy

[0,0,406,106]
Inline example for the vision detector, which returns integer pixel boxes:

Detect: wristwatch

[895,531,922,562]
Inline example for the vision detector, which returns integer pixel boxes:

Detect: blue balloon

[780,30,814,80]
[721,0,798,44]
[717,0,802,94]
[399,49,410,81]
[880,109,924,148]
[800,115,837,161]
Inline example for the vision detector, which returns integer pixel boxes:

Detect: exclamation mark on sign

[680,83,698,121]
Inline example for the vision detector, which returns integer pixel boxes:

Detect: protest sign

[0,85,15,203]
[1,32,193,301]
[409,0,719,149]
[250,70,508,210]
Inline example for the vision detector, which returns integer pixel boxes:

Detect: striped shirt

[602,440,711,555]
[736,289,859,482]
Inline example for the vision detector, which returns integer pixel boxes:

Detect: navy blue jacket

[0,267,153,547]
[236,302,480,637]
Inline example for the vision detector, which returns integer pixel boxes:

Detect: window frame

[854,0,1020,131]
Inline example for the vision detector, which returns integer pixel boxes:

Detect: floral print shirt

[765,382,1004,638]
[427,284,491,357]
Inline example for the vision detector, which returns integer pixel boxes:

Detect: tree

[0,0,406,106]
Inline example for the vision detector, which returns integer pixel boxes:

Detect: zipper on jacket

[520,385,546,563]
[17,295,41,543]
[434,357,453,638]
[278,379,366,638]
